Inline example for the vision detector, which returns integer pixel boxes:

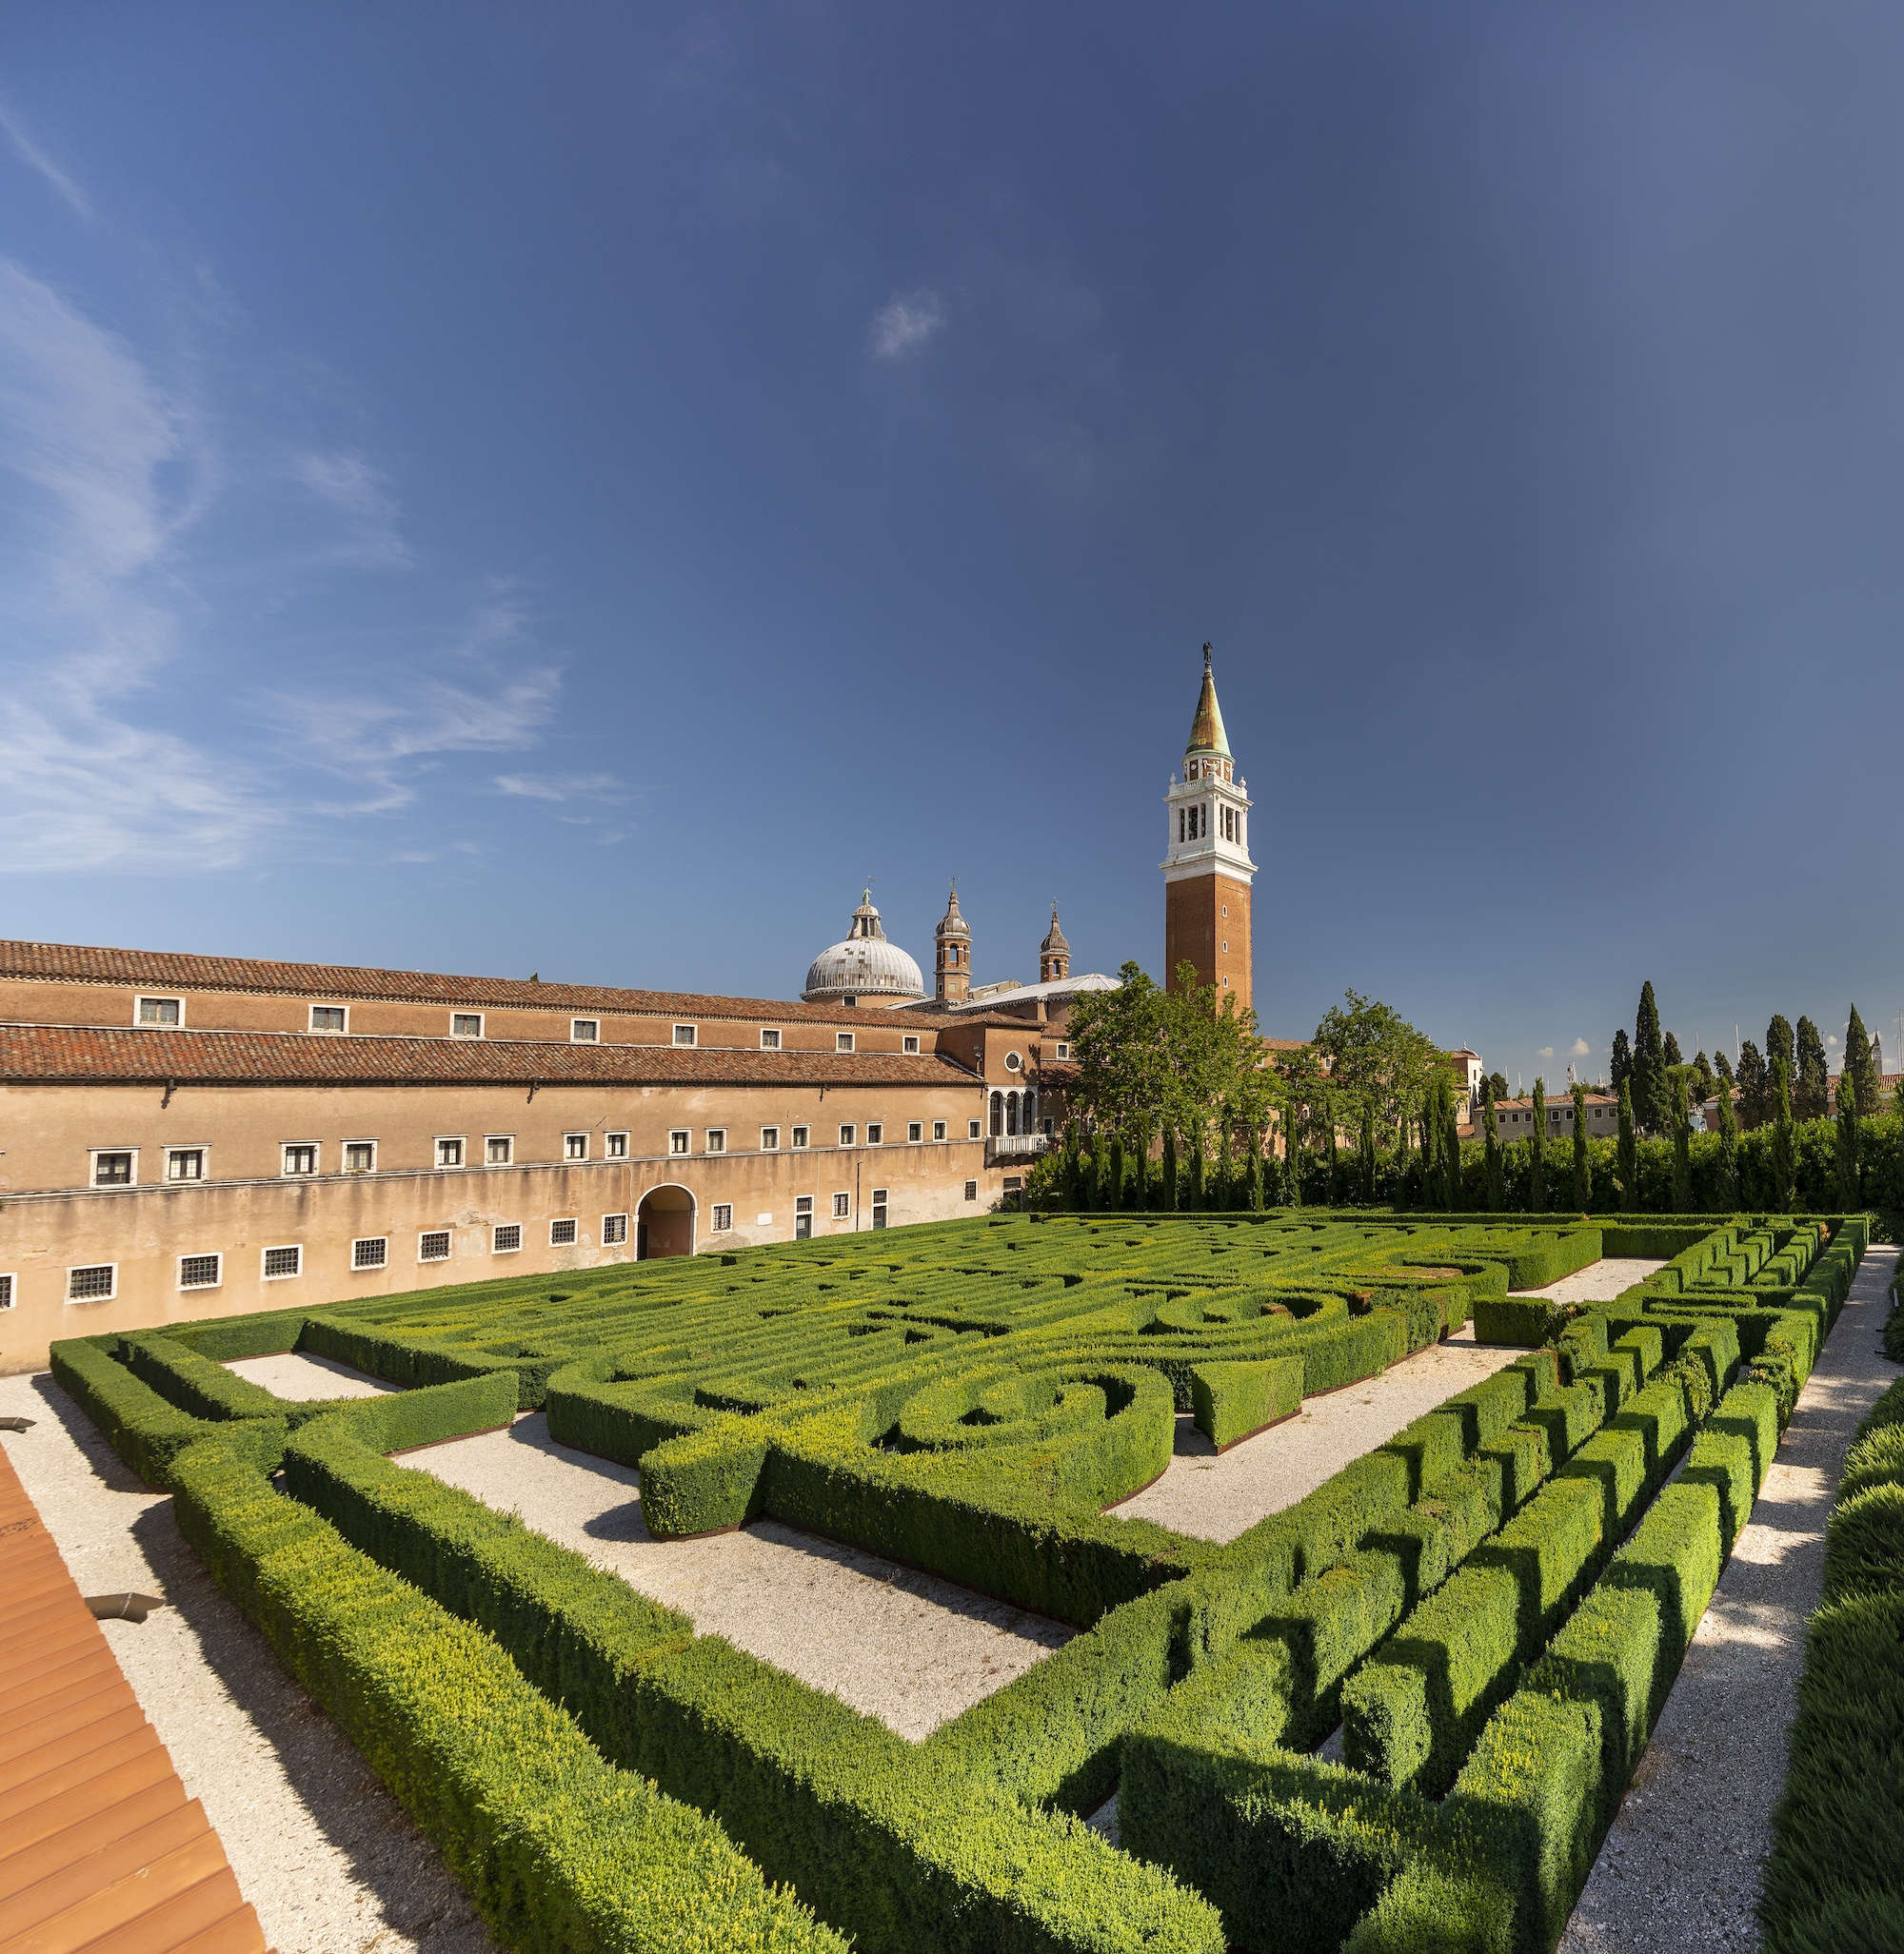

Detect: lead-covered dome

[803,890,926,1003]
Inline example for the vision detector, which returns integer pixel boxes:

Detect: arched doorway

[636,1183,696,1259]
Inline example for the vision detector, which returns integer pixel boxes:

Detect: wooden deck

[0,1439,266,1954]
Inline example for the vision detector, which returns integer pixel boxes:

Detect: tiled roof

[0,938,975,1029]
[0,1025,977,1090]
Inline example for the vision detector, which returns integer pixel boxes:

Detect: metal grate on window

[712,1205,733,1232]
[603,1213,628,1245]
[549,1218,578,1247]
[179,1253,221,1290]
[963,1180,979,1200]
[0,1273,12,1310]
[353,1237,387,1271]
[68,1264,115,1301]
[419,1231,451,1263]
[493,1224,523,1253]
[263,1246,302,1279]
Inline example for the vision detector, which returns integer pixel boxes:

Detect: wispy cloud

[293,449,410,567]
[495,771,629,803]
[869,287,945,362]
[0,103,90,221]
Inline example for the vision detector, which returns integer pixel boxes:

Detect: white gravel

[1558,1244,1901,1953]
[409,1413,1075,1740]
[225,1350,397,1399]
[1510,1257,1668,1306]
[1108,1325,1526,1544]
[0,1369,493,1954]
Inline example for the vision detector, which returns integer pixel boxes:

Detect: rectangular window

[283,1143,317,1176]
[166,1147,206,1182]
[968,1119,982,1139]
[605,1131,628,1158]
[437,1136,466,1169]
[1055,1042,1070,1060]
[262,1245,302,1281]
[673,1023,697,1047]
[839,1124,855,1148]
[902,1035,920,1055]
[964,1180,979,1201]
[451,1013,484,1038]
[344,1141,376,1174]
[669,1130,690,1155]
[790,1126,809,1149]
[795,1194,813,1239]
[309,1005,348,1034]
[91,1151,135,1188]
[549,1218,578,1246]
[602,1212,628,1246]
[493,1224,523,1253]
[866,1123,883,1146]
[933,1120,946,1141]
[760,1027,783,1050]
[178,1253,221,1291]
[871,1190,888,1229]
[0,1273,12,1310]
[571,1018,600,1043]
[832,1192,850,1219]
[565,1133,588,1161]
[67,1264,116,1302]
[761,1126,781,1151]
[136,996,182,1027]
[908,1122,922,1143]
[704,1129,726,1154]
[486,1135,513,1166]
[352,1237,387,1271]
[711,1204,733,1232]
[419,1231,451,1263]
[796,1195,814,1213]
[836,1031,855,1053]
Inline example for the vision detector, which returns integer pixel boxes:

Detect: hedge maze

[52,1208,1869,1954]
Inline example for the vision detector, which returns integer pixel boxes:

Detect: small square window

[437,1136,466,1169]
[262,1245,302,1280]
[673,1023,698,1047]
[67,1263,116,1302]
[968,1119,982,1139]
[605,1131,629,1158]
[761,1126,781,1151]
[760,1028,782,1050]
[705,1129,726,1155]
[571,1018,600,1043]
[711,1204,733,1232]
[91,1152,134,1188]
[669,1130,690,1155]
[790,1126,809,1149]
[565,1133,588,1161]
[309,1005,347,1034]
[1055,1042,1070,1060]
[796,1195,814,1214]
[832,1193,851,1219]
[866,1123,883,1145]
[353,1237,387,1271]
[603,1212,628,1246]
[933,1120,946,1141]
[902,1035,920,1056]
[963,1180,979,1201]
[550,1218,578,1247]
[167,1148,205,1182]
[136,996,182,1027]
[283,1143,317,1176]
[178,1253,221,1291]
[344,1141,376,1174]
[451,1013,484,1038]
[493,1223,523,1253]
[839,1124,855,1148]
[0,1273,13,1310]
[419,1231,451,1263]
[486,1135,513,1166]
[908,1122,922,1143]
[836,1032,855,1053]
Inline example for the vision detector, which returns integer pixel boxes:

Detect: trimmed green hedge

[49,1333,208,1487]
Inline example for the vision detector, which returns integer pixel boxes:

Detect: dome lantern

[803,890,926,1004]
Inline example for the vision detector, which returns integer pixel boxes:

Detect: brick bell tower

[1161,643,1255,1011]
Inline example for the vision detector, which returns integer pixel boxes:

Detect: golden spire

[1185,641,1230,758]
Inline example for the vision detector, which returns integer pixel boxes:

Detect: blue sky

[3,4,1902,1087]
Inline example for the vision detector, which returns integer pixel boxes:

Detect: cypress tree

[1099,1139,1120,1212]
[1766,1016,1795,1095]
[1359,1108,1378,1205]
[1216,1123,1235,1212]
[1663,1030,1684,1070]
[1246,1132,1264,1212]
[1571,1080,1591,1211]
[1735,1040,1769,1128]
[1616,1081,1637,1211]
[1795,1016,1830,1120]
[1061,1123,1080,1207]
[1691,1049,1716,1108]
[1771,1054,1797,1210]
[1529,1077,1548,1212]
[1285,1095,1304,1208]
[1161,1127,1179,1213]
[1847,1002,1882,1115]
[1321,1089,1339,1203]
[1835,1069,1862,1208]
[1482,1078,1504,1209]
[1189,1131,1207,1212]
[1715,1068,1740,1210]
[1419,1086,1438,1176]
[1670,1072,1693,1211]
[1633,982,1666,1132]
[1078,1142,1095,1211]
[1610,1028,1633,1097]
[1443,1091,1463,1210]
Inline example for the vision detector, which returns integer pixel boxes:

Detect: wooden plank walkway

[0,1439,266,1954]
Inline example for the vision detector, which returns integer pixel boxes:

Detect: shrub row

[49,1333,208,1487]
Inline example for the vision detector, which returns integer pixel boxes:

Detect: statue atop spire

[1185,641,1231,759]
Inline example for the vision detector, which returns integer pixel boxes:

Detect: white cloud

[1537,1045,1556,1058]
[1827,1033,1840,1047]
[495,772,628,803]
[292,449,410,567]
[1569,1037,1593,1057]
[0,103,90,221]
[869,288,945,362]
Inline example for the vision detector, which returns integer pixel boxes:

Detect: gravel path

[1109,1324,1525,1543]
[1511,1257,1667,1306]
[225,1350,396,1399]
[410,1413,1074,1739]
[1558,1244,1901,1953]
[0,1370,493,1954]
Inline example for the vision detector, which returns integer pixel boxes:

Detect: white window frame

[602,1212,628,1246]
[933,1120,947,1141]
[492,1222,523,1254]
[66,1262,118,1303]
[795,1195,814,1214]
[177,1253,222,1292]
[790,1125,810,1149]
[282,1141,319,1177]
[89,1148,138,1189]
[836,1031,855,1053]
[450,1012,485,1039]
[1055,1042,1070,1061]
[308,1004,349,1035]
[908,1122,922,1143]
[485,1135,515,1167]
[352,1236,388,1272]
[902,1035,921,1056]
[605,1131,629,1159]
[760,1027,783,1050]
[0,1273,13,1311]
[704,1129,726,1155]
[565,1133,589,1161]
[668,1130,690,1155]
[436,1135,466,1170]
[418,1230,452,1263]
[134,995,184,1028]
[261,1244,303,1281]
[570,1017,600,1043]
[711,1204,733,1233]
[342,1139,378,1174]
[549,1217,579,1247]
[866,1123,883,1145]
[672,1022,698,1047]
[832,1192,851,1219]
[964,1179,979,1200]
[165,1146,208,1183]
[839,1124,855,1148]
[761,1126,781,1151]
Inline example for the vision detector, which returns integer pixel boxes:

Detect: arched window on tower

[989,1092,1003,1137]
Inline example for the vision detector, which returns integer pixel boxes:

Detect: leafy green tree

[1485,1069,1510,1104]
[1529,1077,1548,1211]
[1610,1028,1633,1097]
[1570,1080,1591,1210]
[1245,1132,1264,1211]
[1714,1068,1740,1210]
[1670,1073,1693,1210]
[1714,1048,1735,1092]
[1161,1126,1179,1212]
[1282,1092,1303,1207]
[1215,1124,1234,1211]
[1691,1049,1716,1108]
[1771,1054,1797,1209]
[1735,1039,1770,1128]
[1663,1030,1684,1070]
[1189,1131,1207,1211]
[1632,982,1667,1132]
[1098,1138,1119,1211]
[1835,1069,1862,1209]
[1795,1017,1830,1121]
[1358,1107,1378,1204]
[1846,1002,1882,1116]
[1109,1135,1126,1211]
[1616,1081,1637,1210]
[1482,1078,1504,1209]
[1310,990,1443,1147]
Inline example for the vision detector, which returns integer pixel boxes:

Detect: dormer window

[136,996,183,1027]
[310,1005,347,1033]
[672,1023,697,1047]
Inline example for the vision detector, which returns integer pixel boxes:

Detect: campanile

[1161,643,1256,1012]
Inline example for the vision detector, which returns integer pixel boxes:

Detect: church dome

[803,891,926,1002]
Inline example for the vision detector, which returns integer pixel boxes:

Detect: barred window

[67,1264,116,1301]
[711,1205,733,1232]
[493,1224,523,1253]
[0,1273,12,1310]
[178,1253,222,1291]
[419,1231,451,1263]
[602,1213,628,1246]
[963,1180,979,1201]
[832,1193,850,1219]
[352,1237,387,1271]
[263,1245,302,1280]
[550,1218,578,1246]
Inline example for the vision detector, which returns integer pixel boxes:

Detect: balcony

[984,1133,1050,1167]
